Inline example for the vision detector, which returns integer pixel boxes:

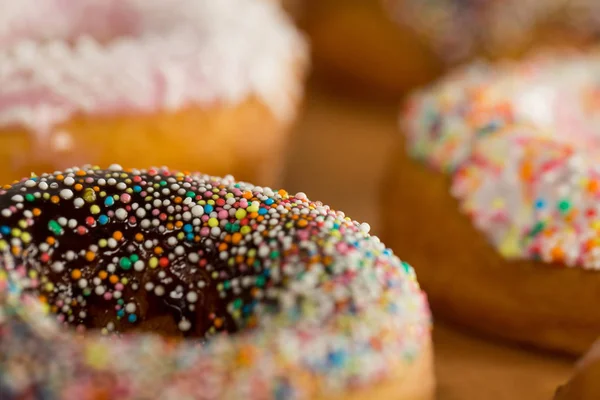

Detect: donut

[383,50,600,355]
[384,0,600,62]
[555,340,600,399]
[299,0,600,96]
[0,0,307,186]
[293,0,442,97]
[0,166,433,399]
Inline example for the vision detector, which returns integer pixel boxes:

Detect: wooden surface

[283,85,575,400]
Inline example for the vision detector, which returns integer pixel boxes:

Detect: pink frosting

[0,0,307,133]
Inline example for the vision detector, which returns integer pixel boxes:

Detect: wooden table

[283,85,574,399]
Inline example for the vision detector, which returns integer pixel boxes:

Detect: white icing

[0,0,308,132]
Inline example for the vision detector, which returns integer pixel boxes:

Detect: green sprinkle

[47,220,63,235]
[120,257,132,270]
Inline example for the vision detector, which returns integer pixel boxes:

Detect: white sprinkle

[154,285,165,296]
[178,319,192,332]
[63,177,75,186]
[125,303,137,313]
[73,198,85,208]
[11,195,24,202]
[24,180,37,188]
[186,292,198,303]
[60,189,73,200]
[191,205,204,217]
[51,262,64,273]
[134,260,145,272]
[360,223,371,233]
[109,164,123,171]
[115,208,128,220]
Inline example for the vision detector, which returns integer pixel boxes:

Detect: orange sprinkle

[135,233,144,242]
[154,247,163,255]
[113,231,123,241]
[235,255,244,263]
[297,219,308,228]
[242,191,253,199]
[218,243,228,252]
[109,275,119,284]
[175,221,183,228]
[174,197,182,204]
[550,246,564,261]
[278,189,288,197]
[98,271,108,280]
[71,269,82,280]
[166,223,174,230]
[520,162,533,181]
[11,247,21,256]
[249,212,258,219]
[214,318,223,328]
[232,233,242,244]
[50,196,60,204]
[85,251,96,262]
[46,237,55,245]
[588,180,599,193]
[55,174,64,181]
[74,183,83,191]
[32,208,42,217]
[76,170,86,176]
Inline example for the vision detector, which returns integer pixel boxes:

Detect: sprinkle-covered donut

[384,0,600,62]
[384,50,600,354]
[0,0,307,185]
[0,166,433,399]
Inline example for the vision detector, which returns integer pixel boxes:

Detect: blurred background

[5,0,600,397]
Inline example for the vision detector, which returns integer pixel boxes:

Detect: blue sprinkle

[128,314,137,323]
[0,226,10,235]
[183,224,193,233]
[535,198,546,209]
[98,215,109,225]
[133,185,142,193]
[327,351,346,368]
[186,233,194,241]
[104,197,115,207]
[258,207,268,215]
[265,198,274,205]
[117,309,125,318]
[204,204,214,213]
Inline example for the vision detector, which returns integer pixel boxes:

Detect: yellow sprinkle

[149,257,159,268]
[90,205,101,214]
[208,218,219,228]
[240,226,251,235]
[21,232,32,243]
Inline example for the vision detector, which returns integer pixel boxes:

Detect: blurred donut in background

[385,49,600,355]
[386,0,600,63]
[0,0,308,187]
[291,0,443,97]
[296,0,600,97]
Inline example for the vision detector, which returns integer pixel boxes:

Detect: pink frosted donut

[0,0,307,186]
